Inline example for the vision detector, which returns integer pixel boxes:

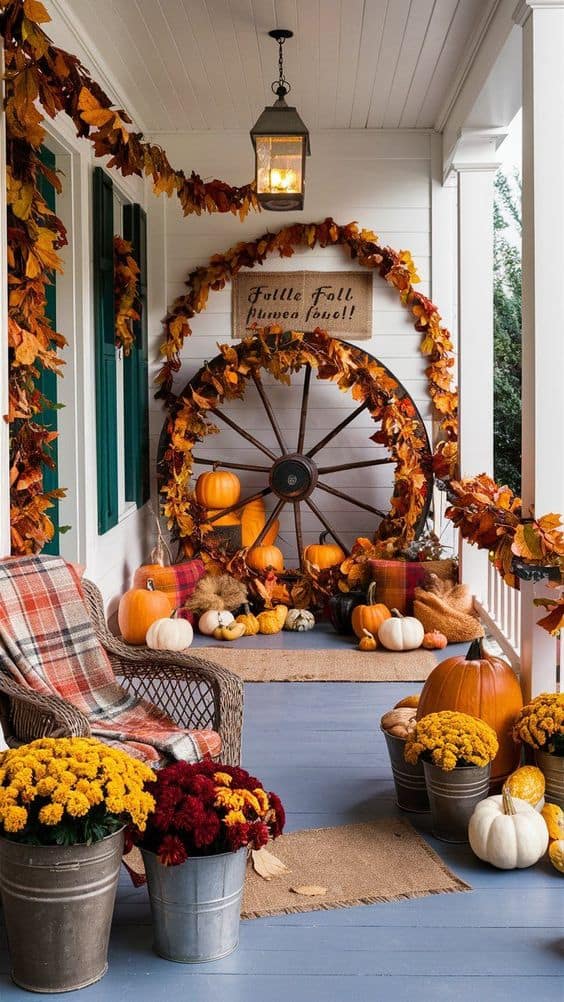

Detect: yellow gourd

[213,621,246,641]
[548,840,564,873]
[236,605,260,636]
[358,629,377,652]
[541,803,564,841]
[505,765,545,809]
[273,604,288,628]
[257,609,284,635]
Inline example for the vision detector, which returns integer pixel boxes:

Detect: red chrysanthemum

[192,811,221,848]
[225,821,250,851]
[249,821,270,850]
[158,835,188,867]
[173,795,206,831]
[266,791,286,837]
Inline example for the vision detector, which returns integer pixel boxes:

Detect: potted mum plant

[0,737,155,993]
[405,710,498,842]
[513,693,564,808]
[135,760,285,963]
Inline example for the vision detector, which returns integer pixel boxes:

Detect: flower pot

[382,729,429,813]
[535,749,564,809]
[142,846,247,963]
[423,761,491,843]
[0,828,124,993]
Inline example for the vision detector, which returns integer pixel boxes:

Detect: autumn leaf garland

[113,236,140,356]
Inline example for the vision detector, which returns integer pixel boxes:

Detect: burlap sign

[232,270,373,340]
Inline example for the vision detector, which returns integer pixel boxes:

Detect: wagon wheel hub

[269,453,318,501]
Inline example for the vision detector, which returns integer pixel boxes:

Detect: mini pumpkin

[146,613,193,651]
[303,531,345,570]
[541,803,564,842]
[118,580,172,646]
[422,630,448,650]
[236,605,260,636]
[285,609,315,632]
[198,609,235,636]
[548,840,564,873]
[213,621,246,641]
[378,609,424,652]
[246,545,285,573]
[351,583,391,641]
[257,609,284,635]
[505,765,545,810]
[468,789,549,869]
[358,629,377,652]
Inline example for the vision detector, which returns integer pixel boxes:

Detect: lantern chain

[271,31,292,98]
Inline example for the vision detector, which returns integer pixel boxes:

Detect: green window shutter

[123,203,150,508]
[93,167,119,533]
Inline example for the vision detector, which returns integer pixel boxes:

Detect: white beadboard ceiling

[61,0,495,133]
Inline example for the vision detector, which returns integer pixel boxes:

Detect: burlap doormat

[193,646,437,682]
[242,819,470,919]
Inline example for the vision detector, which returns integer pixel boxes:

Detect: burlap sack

[413,574,484,643]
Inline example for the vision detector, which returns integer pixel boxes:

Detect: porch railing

[473,560,521,671]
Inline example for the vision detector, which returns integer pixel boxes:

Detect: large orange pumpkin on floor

[416,638,523,786]
[195,470,240,509]
[118,580,172,645]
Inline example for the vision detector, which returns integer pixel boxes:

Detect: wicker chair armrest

[101,636,243,766]
[0,675,91,743]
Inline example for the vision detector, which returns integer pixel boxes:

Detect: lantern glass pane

[256,136,304,195]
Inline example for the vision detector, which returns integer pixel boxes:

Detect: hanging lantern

[250,29,311,211]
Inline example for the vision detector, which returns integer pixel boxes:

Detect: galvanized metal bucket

[535,749,564,808]
[142,846,247,963]
[0,828,124,993]
[423,761,491,843]
[382,729,429,813]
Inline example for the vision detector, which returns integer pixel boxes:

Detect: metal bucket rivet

[535,749,564,809]
[381,729,429,813]
[0,829,124,993]
[423,761,491,843]
[142,846,247,963]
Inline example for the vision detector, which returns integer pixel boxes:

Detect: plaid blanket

[0,555,220,765]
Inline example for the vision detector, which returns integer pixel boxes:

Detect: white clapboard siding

[147,129,445,563]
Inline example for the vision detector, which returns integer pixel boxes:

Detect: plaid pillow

[133,560,205,611]
[369,558,457,615]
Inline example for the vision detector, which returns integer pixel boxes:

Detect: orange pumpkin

[416,638,523,786]
[422,630,448,650]
[241,498,279,547]
[134,564,177,593]
[246,545,285,573]
[351,584,391,641]
[195,470,240,509]
[118,580,172,645]
[303,531,345,570]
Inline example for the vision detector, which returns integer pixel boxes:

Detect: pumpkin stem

[367,581,377,604]
[319,530,330,545]
[362,628,375,639]
[390,608,403,619]
[146,578,155,592]
[466,638,484,661]
[502,786,517,816]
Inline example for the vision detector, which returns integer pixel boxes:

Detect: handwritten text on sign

[232,271,372,340]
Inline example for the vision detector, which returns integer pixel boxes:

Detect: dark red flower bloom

[225,821,250,851]
[174,795,206,831]
[249,821,270,850]
[192,811,221,848]
[158,835,188,867]
[266,791,285,837]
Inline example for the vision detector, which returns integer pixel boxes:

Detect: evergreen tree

[493,170,522,494]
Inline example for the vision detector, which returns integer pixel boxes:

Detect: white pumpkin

[468,789,549,870]
[377,610,424,651]
[284,608,315,632]
[198,609,234,636]
[146,615,193,651]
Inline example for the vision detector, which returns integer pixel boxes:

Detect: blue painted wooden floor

[1,678,563,1001]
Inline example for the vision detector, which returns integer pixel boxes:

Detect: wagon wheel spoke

[296,363,312,453]
[252,372,288,454]
[294,502,305,571]
[193,457,272,473]
[318,457,394,474]
[212,407,278,460]
[304,496,350,555]
[305,402,368,459]
[252,498,287,547]
[316,481,386,519]
[205,487,272,524]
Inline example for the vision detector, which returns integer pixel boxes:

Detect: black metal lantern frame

[250,29,311,211]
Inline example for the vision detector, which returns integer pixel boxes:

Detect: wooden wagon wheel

[160,331,434,571]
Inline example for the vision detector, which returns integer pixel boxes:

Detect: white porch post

[515,0,564,699]
[451,130,503,601]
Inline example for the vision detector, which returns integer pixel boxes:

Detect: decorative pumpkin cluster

[0,737,156,845]
[405,710,499,772]
[512,693,564,754]
[135,759,285,866]
[113,235,140,355]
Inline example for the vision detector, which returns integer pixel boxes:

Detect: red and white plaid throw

[0,555,220,765]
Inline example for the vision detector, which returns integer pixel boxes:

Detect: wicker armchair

[0,579,243,765]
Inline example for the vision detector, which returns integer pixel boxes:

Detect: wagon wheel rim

[158,332,434,572]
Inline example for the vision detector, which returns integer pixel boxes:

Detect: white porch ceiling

[60,0,496,133]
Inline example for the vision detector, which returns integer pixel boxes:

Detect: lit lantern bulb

[269,167,298,192]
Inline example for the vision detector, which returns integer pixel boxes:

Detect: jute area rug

[192,646,437,682]
[242,819,470,919]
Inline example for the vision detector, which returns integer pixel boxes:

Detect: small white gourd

[468,789,549,869]
[146,614,193,651]
[284,608,315,632]
[198,609,234,636]
[377,609,424,651]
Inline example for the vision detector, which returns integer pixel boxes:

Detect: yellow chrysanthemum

[38,803,64,826]
[513,693,564,750]
[238,789,262,815]
[214,771,233,787]
[215,787,245,811]
[405,711,498,772]
[224,809,246,826]
[36,776,58,797]
[64,791,90,819]
[2,805,28,833]
[253,788,270,815]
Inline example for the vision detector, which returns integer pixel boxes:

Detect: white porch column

[515,0,564,699]
[451,129,504,601]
